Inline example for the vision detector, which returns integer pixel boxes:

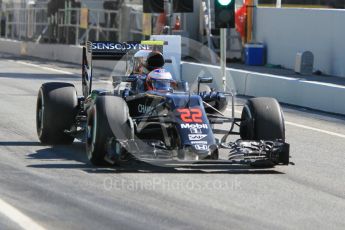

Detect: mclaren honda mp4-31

[36,41,290,167]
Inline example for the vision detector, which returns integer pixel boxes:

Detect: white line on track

[284,121,345,139]
[98,80,113,84]
[14,60,114,84]
[15,61,77,75]
[228,108,345,139]
[0,198,46,230]
[11,59,345,139]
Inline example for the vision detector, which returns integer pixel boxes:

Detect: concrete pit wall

[254,8,345,78]
[181,62,345,115]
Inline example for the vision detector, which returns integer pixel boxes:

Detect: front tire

[86,96,133,166]
[36,82,78,145]
[240,97,286,167]
[240,97,285,141]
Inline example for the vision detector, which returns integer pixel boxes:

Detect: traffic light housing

[214,0,235,28]
[143,0,164,13]
[173,0,194,13]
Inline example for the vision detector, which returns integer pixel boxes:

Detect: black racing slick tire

[240,97,285,141]
[86,96,133,166]
[36,82,78,145]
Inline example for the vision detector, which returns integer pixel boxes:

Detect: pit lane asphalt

[0,54,344,230]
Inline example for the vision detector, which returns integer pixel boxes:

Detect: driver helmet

[145,68,173,91]
[132,51,165,74]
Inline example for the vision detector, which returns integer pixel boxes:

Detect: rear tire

[86,96,133,166]
[36,82,78,145]
[240,97,285,141]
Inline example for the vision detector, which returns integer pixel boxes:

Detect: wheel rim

[86,107,97,160]
[36,90,44,137]
[240,105,253,139]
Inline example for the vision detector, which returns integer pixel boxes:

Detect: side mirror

[198,76,213,84]
[197,76,213,94]
[124,76,138,83]
[112,76,137,87]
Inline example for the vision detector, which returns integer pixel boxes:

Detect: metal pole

[169,0,173,34]
[75,9,79,45]
[5,12,8,38]
[64,1,68,44]
[246,0,253,43]
[34,8,37,38]
[118,9,123,41]
[96,10,100,41]
[220,28,227,92]
[67,1,72,44]
[11,11,13,39]
[24,9,31,38]
[276,0,282,8]
[106,11,110,39]
[0,11,2,37]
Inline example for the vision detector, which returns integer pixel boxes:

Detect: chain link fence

[0,6,143,44]
[1,7,48,41]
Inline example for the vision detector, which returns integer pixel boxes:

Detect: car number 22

[177,108,203,123]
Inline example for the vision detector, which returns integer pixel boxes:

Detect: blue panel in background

[245,43,266,66]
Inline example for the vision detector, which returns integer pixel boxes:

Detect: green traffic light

[217,0,233,6]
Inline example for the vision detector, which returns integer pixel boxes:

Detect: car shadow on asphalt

[17,141,285,175]
[0,141,45,146]
[0,72,79,81]
[83,164,285,175]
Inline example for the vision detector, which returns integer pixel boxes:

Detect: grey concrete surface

[254,8,345,77]
[230,63,345,86]
[182,62,345,115]
[0,54,344,230]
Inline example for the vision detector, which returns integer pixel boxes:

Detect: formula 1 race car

[36,40,290,167]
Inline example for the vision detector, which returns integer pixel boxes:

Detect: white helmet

[146,69,173,91]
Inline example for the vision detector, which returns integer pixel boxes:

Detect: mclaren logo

[188,134,207,141]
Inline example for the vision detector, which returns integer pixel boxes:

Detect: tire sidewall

[36,82,78,144]
[86,96,132,165]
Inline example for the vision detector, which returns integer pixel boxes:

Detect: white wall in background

[181,62,345,115]
[254,8,345,77]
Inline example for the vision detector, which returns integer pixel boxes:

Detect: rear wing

[81,40,167,97]
[87,41,148,60]
[84,40,167,60]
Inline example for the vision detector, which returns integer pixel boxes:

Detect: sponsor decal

[177,108,203,123]
[138,104,154,114]
[190,128,202,134]
[181,123,208,129]
[188,134,207,141]
[194,145,209,151]
[92,42,150,51]
[191,141,208,145]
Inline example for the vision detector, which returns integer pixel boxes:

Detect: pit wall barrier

[0,39,120,70]
[0,37,181,77]
[254,8,345,77]
[181,62,345,115]
[1,38,344,115]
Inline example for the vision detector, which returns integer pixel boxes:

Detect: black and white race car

[36,40,290,167]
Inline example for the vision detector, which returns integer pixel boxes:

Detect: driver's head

[145,69,173,91]
[145,51,165,72]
